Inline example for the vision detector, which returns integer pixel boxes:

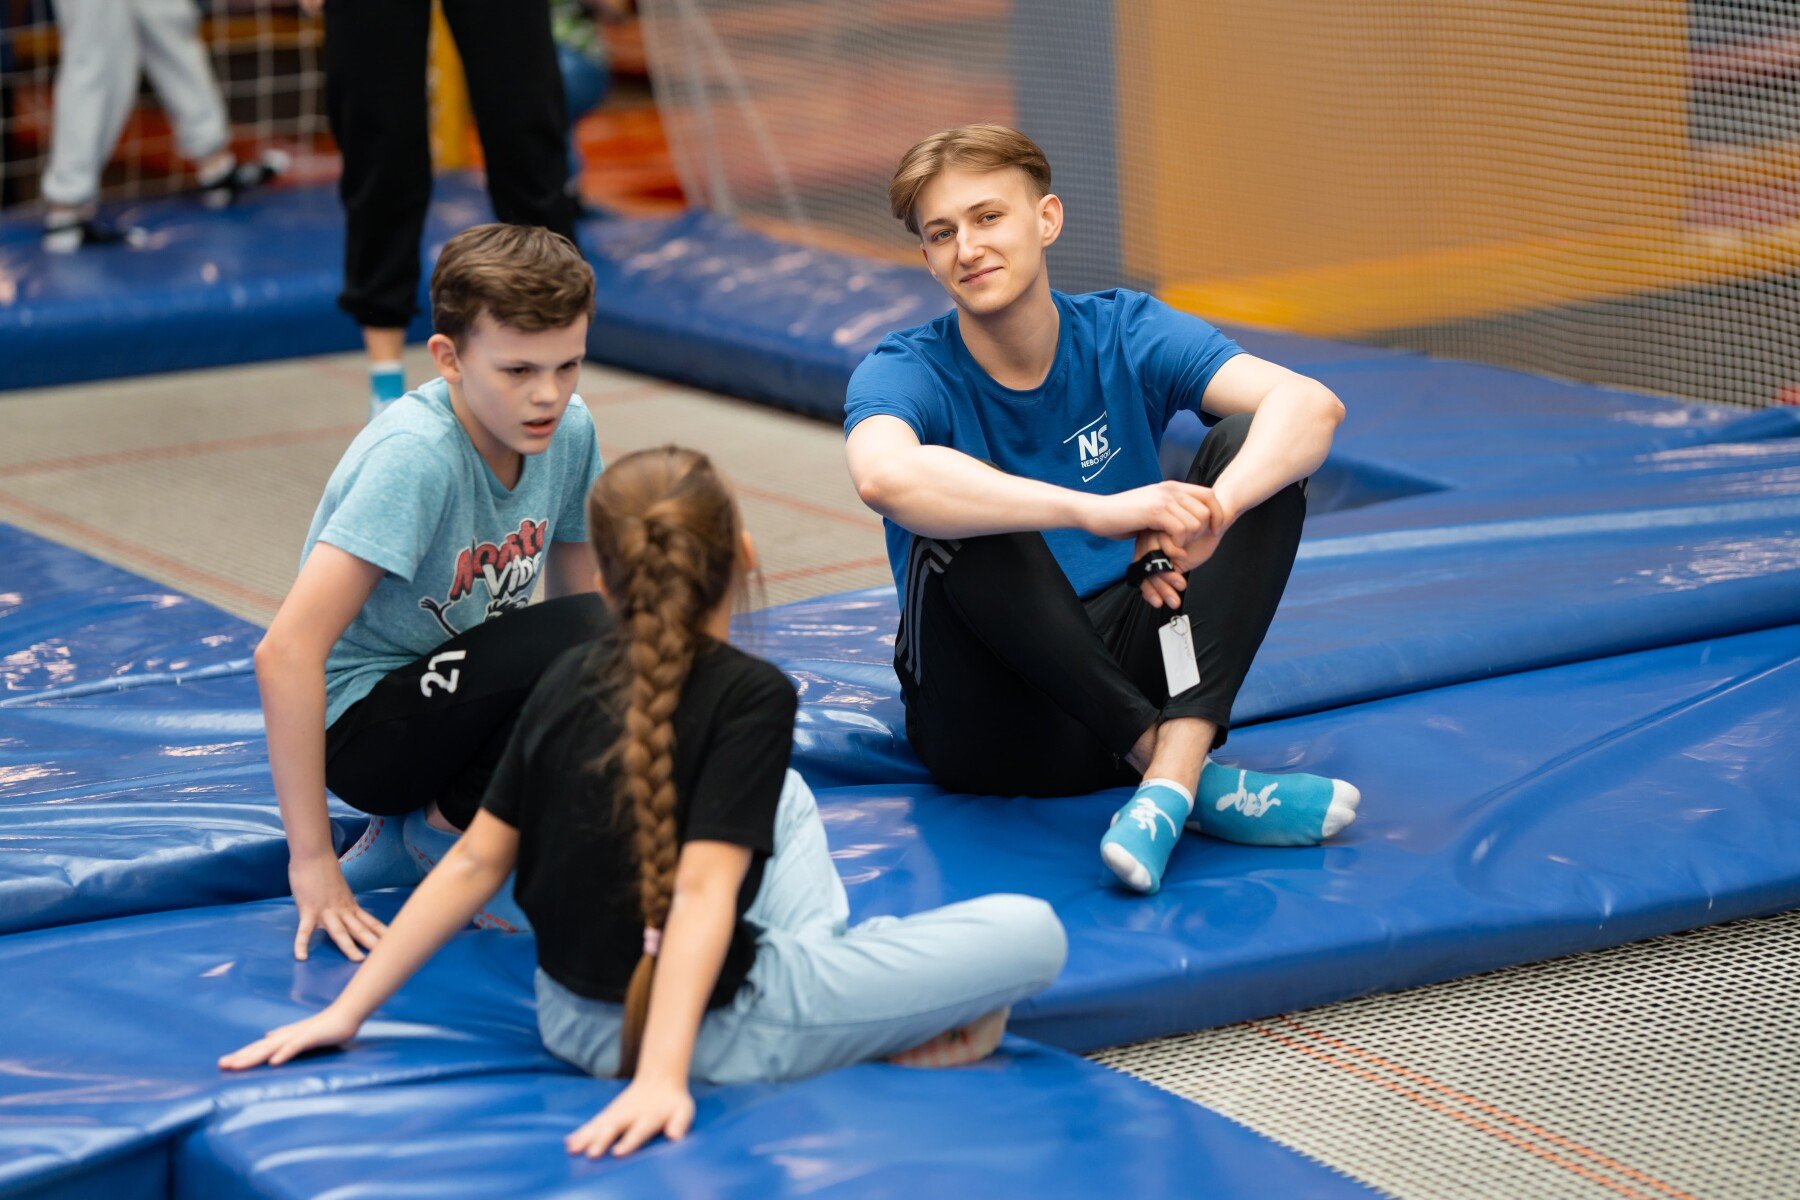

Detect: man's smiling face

[914,166,1060,318]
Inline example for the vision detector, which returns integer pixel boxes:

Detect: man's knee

[1184,412,1254,484]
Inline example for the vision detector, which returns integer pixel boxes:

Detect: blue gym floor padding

[0,891,1368,1200]
[0,892,566,1200]
[174,1047,1373,1200]
[816,622,1800,1050]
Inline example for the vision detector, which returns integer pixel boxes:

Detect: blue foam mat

[174,1047,1372,1200]
[819,622,1800,1050]
[0,892,1368,1200]
[0,892,563,1199]
[0,523,258,703]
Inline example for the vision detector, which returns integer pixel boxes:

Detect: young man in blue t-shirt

[258,224,608,961]
[844,125,1360,895]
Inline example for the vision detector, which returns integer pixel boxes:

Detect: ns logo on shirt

[1064,413,1120,483]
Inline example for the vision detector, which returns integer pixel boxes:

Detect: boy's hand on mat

[218,1006,361,1071]
[1085,482,1221,545]
[289,858,387,962]
[566,1078,696,1158]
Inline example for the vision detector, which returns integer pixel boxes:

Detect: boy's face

[914,166,1061,318]
[431,312,589,460]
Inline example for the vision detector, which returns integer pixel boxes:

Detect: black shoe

[198,148,291,209]
[42,213,148,254]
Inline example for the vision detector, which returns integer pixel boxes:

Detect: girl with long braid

[222,446,1068,1158]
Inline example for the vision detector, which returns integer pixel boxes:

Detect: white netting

[1093,910,1800,1200]
[641,0,1800,409]
[0,0,331,209]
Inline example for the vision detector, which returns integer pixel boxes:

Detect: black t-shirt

[481,635,798,1007]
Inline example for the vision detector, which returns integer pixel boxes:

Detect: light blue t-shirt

[304,378,603,725]
[843,289,1242,598]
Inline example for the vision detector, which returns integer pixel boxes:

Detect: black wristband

[1125,550,1177,589]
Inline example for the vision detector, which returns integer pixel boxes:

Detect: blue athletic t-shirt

[303,378,603,725]
[843,289,1242,598]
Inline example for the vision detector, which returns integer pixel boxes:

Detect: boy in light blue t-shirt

[258,224,608,962]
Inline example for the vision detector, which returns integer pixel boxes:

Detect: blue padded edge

[0,673,366,936]
[0,523,259,704]
[0,893,568,1200]
[816,621,1800,1051]
[581,210,948,421]
[173,1048,1374,1200]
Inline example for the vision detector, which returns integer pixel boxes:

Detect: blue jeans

[535,771,1067,1084]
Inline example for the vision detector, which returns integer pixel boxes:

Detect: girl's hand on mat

[1085,482,1220,545]
[289,857,387,962]
[218,1006,361,1071]
[566,1078,697,1158]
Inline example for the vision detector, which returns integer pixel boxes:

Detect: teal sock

[400,809,531,933]
[1189,759,1361,847]
[369,361,405,421]
[1099,777,1194,895]
[336,814,422,892]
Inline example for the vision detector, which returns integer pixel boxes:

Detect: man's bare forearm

[854,444,1087,538]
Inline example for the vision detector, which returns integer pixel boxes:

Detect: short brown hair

[429,223,596,344]
[888,124,1051,235]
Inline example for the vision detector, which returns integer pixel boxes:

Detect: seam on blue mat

[0,658,256,707]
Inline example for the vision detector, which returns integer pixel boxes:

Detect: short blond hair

[430,223,596,345]
[888,124,1051,235]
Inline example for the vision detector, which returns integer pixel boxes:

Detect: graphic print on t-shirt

[1064,413,1120,483]
[419,517,548,637]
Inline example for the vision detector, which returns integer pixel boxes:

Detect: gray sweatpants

[41,0,229,208]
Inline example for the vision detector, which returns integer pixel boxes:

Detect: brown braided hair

[586,446,744,1078]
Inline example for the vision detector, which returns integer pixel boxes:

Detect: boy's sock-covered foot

[1099,778,1194,894]
[887,1007,1010,1068]
[337,814,422,892]
[1190,760,1360,847]
[401,809,532,932]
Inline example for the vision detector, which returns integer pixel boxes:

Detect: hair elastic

[642,925,662,957]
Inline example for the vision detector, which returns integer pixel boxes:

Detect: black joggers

[323,0,578,330]
[896,413,1306,798]
[325,593,610,829]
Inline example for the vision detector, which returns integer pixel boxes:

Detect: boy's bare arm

[255,542,385,961]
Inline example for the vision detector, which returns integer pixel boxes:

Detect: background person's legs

[40,0,144,248]
[442,0,578,244]
[131,0,229,172]
[323,0,433,414]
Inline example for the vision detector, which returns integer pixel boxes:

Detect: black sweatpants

[323,0,577,330]
[896,413,1305,798]
[325,593,610,829]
